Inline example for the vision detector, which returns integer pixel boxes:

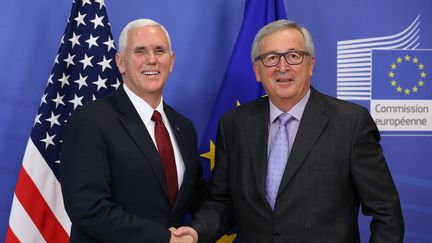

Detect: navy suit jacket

[61,86,206,242]
[191,87,404,243]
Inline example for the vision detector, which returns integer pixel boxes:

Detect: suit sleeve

[351,108,404,242]
[60,109,171,243]
[190,115,235,243]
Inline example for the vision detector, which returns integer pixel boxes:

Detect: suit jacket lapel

[245,98,270,205]
[164,104,190,210]
[114,87,170,202]
[278,88,329,193]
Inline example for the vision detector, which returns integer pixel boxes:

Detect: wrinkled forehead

[259,28,305,52]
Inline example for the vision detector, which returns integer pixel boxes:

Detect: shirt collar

[269,89,310,124]
[123,83,165,125]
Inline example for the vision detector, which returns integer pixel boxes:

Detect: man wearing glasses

[173,19,404,243]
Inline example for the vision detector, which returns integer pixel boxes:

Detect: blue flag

[200,0,286,174]
[198,0,286,240]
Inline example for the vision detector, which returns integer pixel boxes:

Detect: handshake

[169,226,199,243]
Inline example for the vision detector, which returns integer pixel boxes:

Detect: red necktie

[151,110,178,204]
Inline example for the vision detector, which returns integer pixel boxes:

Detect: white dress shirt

[123,84,185,188]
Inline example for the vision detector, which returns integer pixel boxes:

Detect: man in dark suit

[174,19,404,242]
[61,19,205,243]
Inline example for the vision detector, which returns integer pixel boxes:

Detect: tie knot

[151,110,162,123]
[278,113,292,126]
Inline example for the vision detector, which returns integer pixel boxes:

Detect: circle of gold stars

[388,54,426,95]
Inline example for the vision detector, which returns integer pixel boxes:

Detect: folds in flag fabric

[199,0,286,241]
[200,0,286,173]
[5,0,120,242]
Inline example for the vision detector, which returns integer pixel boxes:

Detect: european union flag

[199,0,286,176]
[372,49,432,100]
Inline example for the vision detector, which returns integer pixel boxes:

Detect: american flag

[5,0,121,242]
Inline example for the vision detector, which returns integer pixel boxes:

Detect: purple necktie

[151,110,178,204]
[266,113,292,210]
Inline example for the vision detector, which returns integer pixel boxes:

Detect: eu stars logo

[387,54,427,95]
[371,49,432,133]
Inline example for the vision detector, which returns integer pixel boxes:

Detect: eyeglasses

[255,50,310,67]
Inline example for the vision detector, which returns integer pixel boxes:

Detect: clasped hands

[169,226,198,243]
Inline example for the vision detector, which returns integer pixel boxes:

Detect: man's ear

[169,52,175,73]
[309,56,315,76]
[253,62,261,83]
[115,53,125,74]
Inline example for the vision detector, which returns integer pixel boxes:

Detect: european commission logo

[336,15,432,134]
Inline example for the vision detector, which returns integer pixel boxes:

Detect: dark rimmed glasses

[255,50,310,67]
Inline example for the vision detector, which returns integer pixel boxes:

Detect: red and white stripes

[6,140,70,243]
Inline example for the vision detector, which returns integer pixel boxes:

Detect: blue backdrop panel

[1,0,431,242]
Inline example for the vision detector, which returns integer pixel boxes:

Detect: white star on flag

[45,112,61,128]
[90,13,104,29]
[73,73,88,90]
[85,34,99,49]
[81,0,92,7]
[40,93,48,105]
[58,72,71,88]
[95,0,105,9]
[48,74,54,84]
[74,11,87,27]
[79,53,94,70]
[52,92,66,108]
[103,36,115,52]
[34,113,42,126]
[40,132,56,149]
[69,94,84,109]
[97,55,112,71]
[111,78,122,90]
[63,53,76,68]
[93,75,108,91]
[68,32,81,48]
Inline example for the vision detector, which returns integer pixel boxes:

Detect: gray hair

[118,19,172,54]
[251,19,315,62]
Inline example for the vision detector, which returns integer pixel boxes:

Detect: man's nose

[277,56,291,71]
[145,52,157,64]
